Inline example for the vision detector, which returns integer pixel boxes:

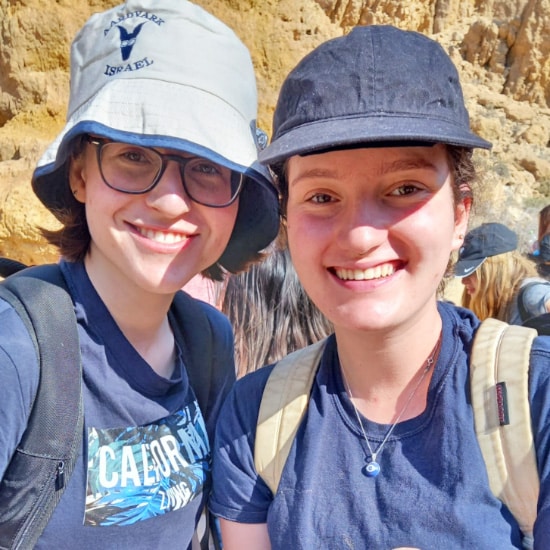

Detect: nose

[144,160,192,214]
[337,198,388,256]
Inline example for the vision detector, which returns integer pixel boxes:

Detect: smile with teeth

[136,227,188,244]
[335,263,395,281]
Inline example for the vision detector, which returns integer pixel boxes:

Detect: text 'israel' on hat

[32,0,279,271]
[258,25,491,166]
[454,223,519,278]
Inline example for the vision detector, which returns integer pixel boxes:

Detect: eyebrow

[291,156,439,184]
[381,158,439,174]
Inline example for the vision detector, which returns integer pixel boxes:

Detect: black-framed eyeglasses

[87,137,243,208]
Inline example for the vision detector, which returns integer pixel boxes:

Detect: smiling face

[285,145,470,334]
[69,140,239,296]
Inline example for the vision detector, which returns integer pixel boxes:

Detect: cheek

[286,211,323,255]
[464,274,477,290]
[211,203,239,247]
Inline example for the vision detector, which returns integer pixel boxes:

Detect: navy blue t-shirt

[210,302,550,549]
[0,260,235,548]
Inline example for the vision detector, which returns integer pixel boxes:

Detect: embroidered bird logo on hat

[117,22,146,61]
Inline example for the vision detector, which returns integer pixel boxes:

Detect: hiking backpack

[0,264,226,550]
[254,318,539,547]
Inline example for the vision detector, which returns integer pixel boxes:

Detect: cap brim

[259,115,492,165]
[454,257,486,278]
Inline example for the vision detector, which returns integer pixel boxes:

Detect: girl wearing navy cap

[211,25,550,550]
[456,222,550,325]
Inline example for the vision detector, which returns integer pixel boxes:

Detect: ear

[68,153,88,204]
[452,196,471,252]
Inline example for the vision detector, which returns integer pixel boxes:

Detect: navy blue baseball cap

[259,25,491,164]
[454,223,518,278]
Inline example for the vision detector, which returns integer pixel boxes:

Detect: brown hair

[221,237,332,377]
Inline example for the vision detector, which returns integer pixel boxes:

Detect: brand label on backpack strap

[495,382,510,426]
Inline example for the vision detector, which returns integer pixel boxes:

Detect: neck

[336,318,443,423]
[84,258,177,378]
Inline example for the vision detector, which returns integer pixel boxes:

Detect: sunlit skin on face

[461,272,478,295]
[285,145,470,336]
[70,142,239,299]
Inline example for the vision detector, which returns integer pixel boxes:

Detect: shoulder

[520,277,550,296]
[222,363,276,416]
[529,333,550,369]
[219,336,335,426]
[0,296,40,477]
[518,278,550,314]
[0,296,39,366]
[173,290,231,330]
[171,290,233,348]
[438,299,480,337]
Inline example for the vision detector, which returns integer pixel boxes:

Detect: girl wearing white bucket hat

[0,0,278,547]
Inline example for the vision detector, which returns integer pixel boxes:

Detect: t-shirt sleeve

[0,299,39,479]
[521,282,550,318]
[209,367,274,523]
[528,336,550,546]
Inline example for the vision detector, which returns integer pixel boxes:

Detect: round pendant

[363,461,380,477]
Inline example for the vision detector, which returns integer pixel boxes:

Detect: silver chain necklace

[341,332,442,478]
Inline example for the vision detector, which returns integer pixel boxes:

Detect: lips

[334,263,395,281]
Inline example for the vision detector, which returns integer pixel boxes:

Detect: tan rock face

[1,0,549,265]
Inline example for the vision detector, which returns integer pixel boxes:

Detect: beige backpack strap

[254,338,328,495]
[471,318,539,539]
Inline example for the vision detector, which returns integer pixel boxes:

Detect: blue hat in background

[259,25,491,165]
[454,223,518,278]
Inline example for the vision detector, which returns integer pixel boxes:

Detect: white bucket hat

[32,0,279,270]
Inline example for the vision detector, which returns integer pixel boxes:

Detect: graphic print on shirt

[85,401,209,526]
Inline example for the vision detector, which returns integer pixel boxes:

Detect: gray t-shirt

[508,277,550,325]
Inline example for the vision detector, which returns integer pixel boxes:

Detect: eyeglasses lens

[98,142,242,206]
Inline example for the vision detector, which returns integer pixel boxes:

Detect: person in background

[0,0,278,547]
[537,237,550,279]
[209,25,550,549]
[456,222,550,324]
[535,205,550,254]
[532,205,550,278]
[221,234,332,378]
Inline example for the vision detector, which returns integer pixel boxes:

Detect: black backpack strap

[0,257,27,278]
[0,264,82,550]
[170,291,228,550]
[170,291,215,417]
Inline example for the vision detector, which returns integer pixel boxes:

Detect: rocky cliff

[1,0,549,264]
